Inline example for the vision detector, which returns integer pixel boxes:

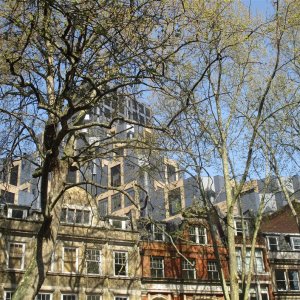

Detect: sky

[243,0,274,17]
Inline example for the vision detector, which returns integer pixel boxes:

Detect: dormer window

[7,208,28,219]
[151,224,165,241]
[60,207,91,225]
[267,236,279,251]
[234,220,249,236]
[189,226,207,244]
[109,218,129,230]
[291,237,300,251]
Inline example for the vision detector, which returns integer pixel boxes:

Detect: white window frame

[61,295,77,300]
[182,258,196,279]
[236,248,265,273]
[189,226,207,244]
[234,220,249,236]
[7,242,25,270]
[109,218,126,230]
[291,237,300,250]
[62,247,78,273]
[86,249,101,275]
[151,224,165,241]
[113,251,128,277]
[7,208,27,219]
[267,236,279,251]
[150,256,164,278]
[207,261,219,280]
[36,293,53,300]
[4,291,13,300]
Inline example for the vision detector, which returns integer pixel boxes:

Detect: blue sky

[243,0,274,17]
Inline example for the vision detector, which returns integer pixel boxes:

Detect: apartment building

[0,187,141,300]
[261,202,300,299]
[140,218,228,300]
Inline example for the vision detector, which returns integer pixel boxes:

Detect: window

[87,296,100,300]
[86,249,101,274]
[236,249,264,273]
[150,256,164,278]
[10,165,19,186]
[4,292,13,300]
[208,261,219,280]
[111,193,122,212]
[255,249,264,273]
[63,247,78,273]
[125,188,135,207]
[275,269,300,291]
[62,295,76,300]
[275,270,287,290]
[60,208,90,225]
[114,252,127,276]
[267,236,279,251]
[189,226,207,244]
[66,168,77,183]
[109,218,127,230]
[98,198,108,217]
[151,224,165,241]
[36,294,52,300]
[167,164,177,183]
[235,220,249,236]
[7,208,27,219]
[168,188,181,216]
[114,297,128,300]
[8,243,25,270]
[0,190,15,204]
[182,258,196,279]
[111,165,121,187]
[291,237,300,250]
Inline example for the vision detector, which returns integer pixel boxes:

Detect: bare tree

[0,0,189,298]
[156,1,300,299]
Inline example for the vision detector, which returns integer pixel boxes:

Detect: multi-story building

[140,218,228,300]
[0,187,141,300]
[261,202,300,299]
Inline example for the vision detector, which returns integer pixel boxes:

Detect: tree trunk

[221,148,239,300]
[12,161,68,300]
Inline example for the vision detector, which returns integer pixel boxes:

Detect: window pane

[268,237,278,251]
[9,243,23,269]
[62,295,76,300]
[112,194,121,212]
[111,165,121,187]
[168,188,181,216]
[67,209,75,223]
[87,295,100,300]
[36,294,51,300]
[64,248,77,273]
[208,261,219,280]
[150,257,164,278]
[182,259,195,279]
[75,210,83,224]
[293,238,300,250]
[83,211,90,224]
[10,165,19,186]
[125,189,135,207]
[288,270,300,290]
[114,252,127,276]
[275,270,287,290]
[86,249,101,274]
[98,199,108,217]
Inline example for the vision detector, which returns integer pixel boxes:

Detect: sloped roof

[261,201,300,234]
